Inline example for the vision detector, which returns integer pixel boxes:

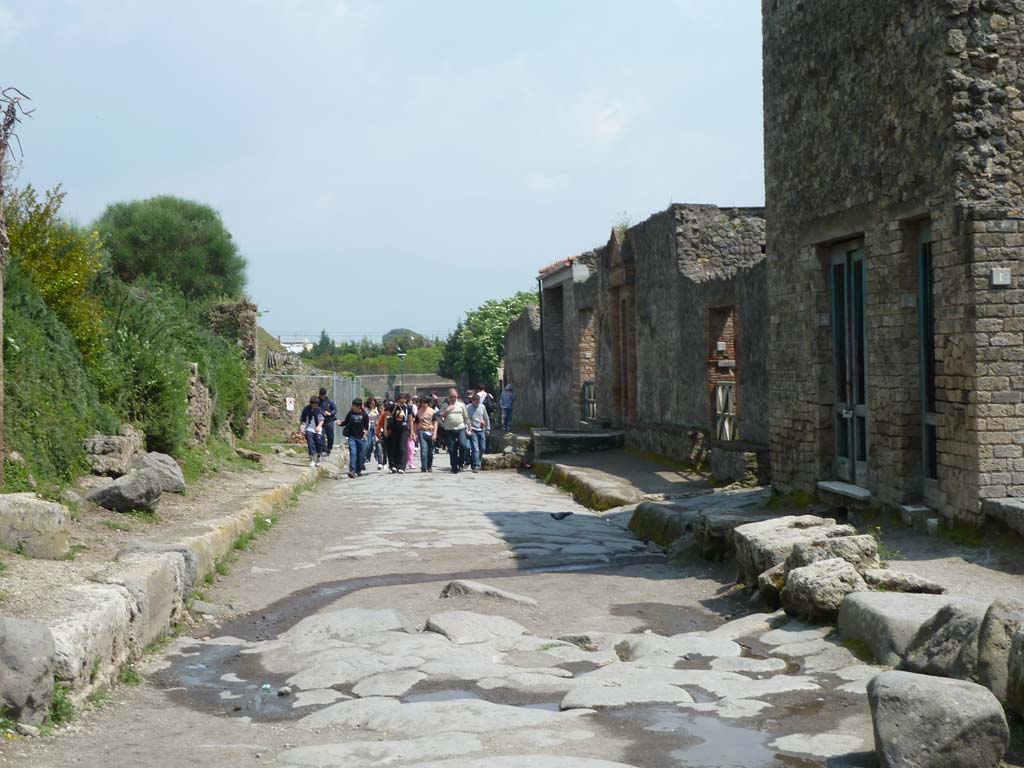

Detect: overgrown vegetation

[440,291,535,391]
[2,187,252,492]
[48,684,74,726]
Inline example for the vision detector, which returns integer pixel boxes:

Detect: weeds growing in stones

[214,557,229,577]
[870,526,903,560]
[86,688,109,709]
[102,519,133,532]
[119,666,141,686]
[842,637,876,664]
[61,543,89,561]
[126,509,160,524]
[48,684,74,726]
[89,659,100,684]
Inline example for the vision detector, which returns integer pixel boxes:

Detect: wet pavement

[7,466,885,767]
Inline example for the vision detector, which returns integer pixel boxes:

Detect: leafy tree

[441,291,535,390]
[4,186,107,362]
[95,195,246,299]
[311,329,334,357]
[383,328,425,350]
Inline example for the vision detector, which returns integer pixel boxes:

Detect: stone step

[980,497,1024,536]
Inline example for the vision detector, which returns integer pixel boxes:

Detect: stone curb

[14,463,325,715]
[531,460,644,512]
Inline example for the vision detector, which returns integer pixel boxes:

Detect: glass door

[831,243,869,484]
[918,226,939,500]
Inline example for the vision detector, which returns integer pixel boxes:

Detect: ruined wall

[503,305,545,428]
[205,301,258,366]
[763,0,1024,520]
[630,205,768,452]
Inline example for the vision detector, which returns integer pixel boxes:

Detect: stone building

[763,0,1024,526]
[505,204,769,480]
[603,205,769,477]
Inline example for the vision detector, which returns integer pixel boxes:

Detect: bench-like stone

[839,592,984,666]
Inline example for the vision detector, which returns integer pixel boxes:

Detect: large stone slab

[131,452,186,493]
[780,558,867,621]
[734,515,854,584]
[82,426,143,477]
[838,592,981,667]
[0,492,71,559]
[280,733,485,767]
[0,617,55,726]
[560,681,693,710]
[868,671,1009,768]
[425,611,527,645]
[862,569,946,594]
[901,601,988,680]
[84,468,163,513]
[976,598,1024,704]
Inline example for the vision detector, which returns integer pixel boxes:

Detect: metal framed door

[831,243,869,484]
[918,225,940,501]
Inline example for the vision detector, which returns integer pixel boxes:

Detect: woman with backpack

[384,396,411,474]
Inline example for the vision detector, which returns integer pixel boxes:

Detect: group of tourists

[299,384,517,479]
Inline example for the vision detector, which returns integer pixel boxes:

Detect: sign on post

[285,397,295,412]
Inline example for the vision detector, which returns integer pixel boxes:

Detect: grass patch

[48,684,74,727]
[842,637,876,664]
[253,513,277,535]
[189,589,208,602]
[0,560,7,574]
[101,519,133,532]
[181,438,260,484]
[214,557,230,577]
[764,489,816,511]
[870,526,904,561]
[203,571,215,586]
[118,665,142,686]
[86,688,109,709]
[938,521,985,549]
[61,543,89,561]
[125,509,160,524]
[89,658,101,684]
[232,532,254,551]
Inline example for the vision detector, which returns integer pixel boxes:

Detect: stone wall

[204,301,258,366]
[763,0,1024,522]
[504,304,545,428]
[354,373,456,400]
[631,205,768,446]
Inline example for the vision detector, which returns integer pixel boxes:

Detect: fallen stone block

[131,452,186,493]
[1009,625,1024,718]
[868,671,1009,768]
[901,601,988,680]
[976,598,1024,704]
[84,468,163,513]
[0,617,55,726]
[0,492,71,559]
[862,569,946,594]
[82,425,143,477]
[440,580,538,606]
[838,592,977,667]
[784,534,880,574]
[780,558,867,622]
[735,515,854,585]
[234,447,263,463]
[480,453,522,471]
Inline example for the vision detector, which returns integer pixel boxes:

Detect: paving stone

[702,611,787,641]
[425,612,528,645]
[709,655,788,674]
[862,569,946,595]
[352,670,427,698]
[770,733,868,759]
[280,733,485,767]
[411,758,639,768]
[561,681,693,710]
[622,633,742,662]
[759,621,832,646]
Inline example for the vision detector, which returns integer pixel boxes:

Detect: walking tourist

[376,402,391,470]
[385,396,411,473]
[365,397,383,469]
[299,395,324,467]
[500,384,515,430]
[340,398,370,478]
[405,395,417,470]
[415,397,437,472]
[467,392,490,473]
[441,387,471,474]
[318,387,338,457]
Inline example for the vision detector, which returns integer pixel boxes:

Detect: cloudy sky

[1,1,764,342]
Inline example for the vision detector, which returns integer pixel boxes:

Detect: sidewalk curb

[531,460,645,512]
[38,463,325,711]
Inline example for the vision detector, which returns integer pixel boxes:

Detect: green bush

[95,195,246,300]
[2,263,116,491]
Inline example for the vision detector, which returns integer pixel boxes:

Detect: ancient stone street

[3,469,898,767]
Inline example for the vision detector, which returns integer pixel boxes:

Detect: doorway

[830,242,868,485]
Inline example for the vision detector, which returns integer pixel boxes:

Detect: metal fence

[252,371,362,445]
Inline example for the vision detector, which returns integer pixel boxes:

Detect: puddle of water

[405,689,482,704]
[610,602,720,636]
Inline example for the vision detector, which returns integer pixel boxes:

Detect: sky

[1,0,765,343]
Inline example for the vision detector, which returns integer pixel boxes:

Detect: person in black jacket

[298,396,324,467]
[318,387,339,457]
[340,398,370,478]
[384,396,411,474]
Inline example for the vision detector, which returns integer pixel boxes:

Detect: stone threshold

[816,480,872,503]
